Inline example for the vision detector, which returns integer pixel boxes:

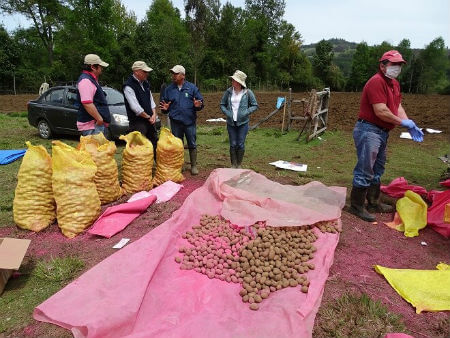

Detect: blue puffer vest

[76,72,111,123]
[123,75,153,123]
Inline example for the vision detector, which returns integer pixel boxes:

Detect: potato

[249,303,259,311]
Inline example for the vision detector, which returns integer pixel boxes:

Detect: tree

[54,0,135,87]
[0,0,65,65]
[415,37,449,93]
[135,0,190,88]
[0,25,19,91]
[312,39,333,85]
[244,0,285,42]
[396,39,413,93]
[184,0,220,85]
[200,3,246,89]
[348,42,371,91]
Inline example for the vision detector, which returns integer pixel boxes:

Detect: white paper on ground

[206,118,226,122]
[269,160,307,172]
[400,132,412,139]
[425,128,442,134]
[113,238,130,249]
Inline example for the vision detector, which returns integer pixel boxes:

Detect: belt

[357,119,389,133]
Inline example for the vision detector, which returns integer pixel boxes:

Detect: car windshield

[103,87,124,105]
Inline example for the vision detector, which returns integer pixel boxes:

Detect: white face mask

[385,65,402,79]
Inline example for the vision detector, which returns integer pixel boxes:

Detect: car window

[67,88,78,107]
[103,88,124,105]
[44,89,65,105]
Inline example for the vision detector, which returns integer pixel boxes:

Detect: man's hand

[149,113,157,124]
[408,126,424,142]
[95,118,104,126]
[193,98,202,108]
[159,100,171,111]
[400,119,416,129]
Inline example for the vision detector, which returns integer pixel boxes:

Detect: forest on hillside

[0,0,449,94]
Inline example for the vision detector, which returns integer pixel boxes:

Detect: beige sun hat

[170,65,185,74]
[132,61,153,72]
[230,70,247,88]
[84,54,109,67]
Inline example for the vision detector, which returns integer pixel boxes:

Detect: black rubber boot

[230,148,238,168]
[367,183,394,213]
[349,186,376,222]
[189,148,198,175]
[236,149,245,169]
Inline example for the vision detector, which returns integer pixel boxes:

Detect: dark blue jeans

[352,120,389,188]
[170,119,196,149]
[227,122,249,150]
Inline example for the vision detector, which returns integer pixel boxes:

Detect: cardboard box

[0,237,31,295]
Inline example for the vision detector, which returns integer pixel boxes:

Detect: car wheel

[38,120,52,139]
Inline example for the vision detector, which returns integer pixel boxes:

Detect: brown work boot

[367,183,394,213]
[349,186,376,222]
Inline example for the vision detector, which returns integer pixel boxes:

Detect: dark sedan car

[27,85,160,139]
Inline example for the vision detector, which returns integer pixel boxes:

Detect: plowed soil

[1,92,449,133]
[0,92,449,337]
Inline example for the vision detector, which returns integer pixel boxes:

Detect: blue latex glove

[408,126,424,142]
[400,119,416,129]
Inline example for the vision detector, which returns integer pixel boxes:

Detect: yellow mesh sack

[13,141,55,231]
[78,133,122,204]
[119,131,154,194]
[153,127,185,186]
[52,140,101,238]
[396,190,428,237]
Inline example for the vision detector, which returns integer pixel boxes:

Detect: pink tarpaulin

[427,190,450,238]
[381,177,428,198]
[88,195,156,238]
[127,181,183,204]
[440,179,450,188]
[34,169,347,338]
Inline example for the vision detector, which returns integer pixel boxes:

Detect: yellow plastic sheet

[52,141,101,238]
[78,133,122,204]
[396,190,427,237]
[13,141,55,231]
[153,128,184,186]
[119,131,153,194]
[375,264,450,313]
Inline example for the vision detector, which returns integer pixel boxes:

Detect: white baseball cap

[84,54,109,67]
[132,61,153,72]
[170,65,185,75]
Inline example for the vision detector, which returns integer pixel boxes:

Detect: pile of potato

[237,224,317,310]
[176,214,340,311]
[176,214,250,283]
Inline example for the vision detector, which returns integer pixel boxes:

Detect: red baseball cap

[379,50,406,63]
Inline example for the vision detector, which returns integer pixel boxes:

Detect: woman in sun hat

[220,70,258,168]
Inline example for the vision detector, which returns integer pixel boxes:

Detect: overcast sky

[1,0,448,49]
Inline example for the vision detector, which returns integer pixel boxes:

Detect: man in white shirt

[123,61,158,154]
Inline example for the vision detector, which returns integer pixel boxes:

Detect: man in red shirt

[350,50,424,222]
